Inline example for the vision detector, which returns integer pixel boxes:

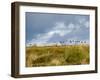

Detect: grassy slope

[26,44,89,67]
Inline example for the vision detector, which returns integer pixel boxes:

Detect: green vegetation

[26,44,89,67]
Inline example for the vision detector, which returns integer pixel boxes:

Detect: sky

[25,12,90,45]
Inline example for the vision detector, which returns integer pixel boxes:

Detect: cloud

[68,23,75,29]
[51,22,73,36]
[26,13,90,45]
[78,17,89,28]
[28,32,53,44]
[27,22,76,45]
[79,18,86,24]
[84,21,89,28]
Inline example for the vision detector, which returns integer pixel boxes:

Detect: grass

[26,44,89,67]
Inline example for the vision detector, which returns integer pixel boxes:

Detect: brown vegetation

[26,44,89,67]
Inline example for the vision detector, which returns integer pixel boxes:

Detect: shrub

[64,46,86,65]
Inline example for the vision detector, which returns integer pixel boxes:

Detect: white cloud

[27,22,78,45]
[68,23,75,29]
[52,22,68,36]
[79,18,86,24]
[52,22,75,36]
[84,21,89,28]
[29,33,53,44]
[54,22,66,30]
[78,17,89,28]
